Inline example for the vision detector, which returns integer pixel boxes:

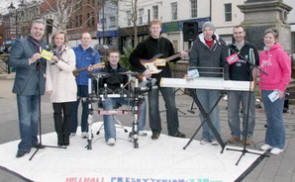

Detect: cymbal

[117,71,139,76]
[89,72,110,77]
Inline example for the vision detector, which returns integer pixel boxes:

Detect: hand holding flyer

[226,53,239,65]
[41,50,54,61]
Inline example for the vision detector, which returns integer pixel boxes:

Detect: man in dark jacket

[8,19,47,158]
[100,49,146,146]
[227,25,259,145]
[189,22,228,145]
[129,19,187,140]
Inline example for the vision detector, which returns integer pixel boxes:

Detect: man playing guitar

[129,19,187,140]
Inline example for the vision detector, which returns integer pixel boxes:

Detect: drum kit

[85,71,156,150]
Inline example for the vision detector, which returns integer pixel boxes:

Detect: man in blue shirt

[71,32,101,138]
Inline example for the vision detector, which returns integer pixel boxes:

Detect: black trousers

[53,102,74,136]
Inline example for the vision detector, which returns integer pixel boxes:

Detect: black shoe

[63,135,70,146]
[32,143,44,149]
[16,150,29,158]
[58,134,64,146]
[151,133,160,140]
[170,131,186,138]
[283,108,289,113]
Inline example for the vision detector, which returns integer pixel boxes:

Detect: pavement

[0,76,295,182]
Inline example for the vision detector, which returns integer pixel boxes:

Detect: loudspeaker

[46,19,53,34]
[183,22,198,42]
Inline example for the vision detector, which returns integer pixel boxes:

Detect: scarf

[27,35,42,53]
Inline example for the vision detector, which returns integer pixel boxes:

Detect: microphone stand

[29,59,66,161]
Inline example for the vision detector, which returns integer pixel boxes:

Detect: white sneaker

[138,131,147,136]
[270,148,283,155]
[81,132,88,138]
[260,144,272,151]
[200,140,210,145]
[107,138,116,146]
[211,140,218,145]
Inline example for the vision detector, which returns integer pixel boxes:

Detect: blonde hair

[149,19,162,27]
[51,30,68,45]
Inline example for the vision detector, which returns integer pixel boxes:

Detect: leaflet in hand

[41,50,54,61]
[187,68,199,80]
[226,53,239,65]
[268,90,280,102]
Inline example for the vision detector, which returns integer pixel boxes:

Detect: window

[152,5,158,19]
[138,8,144,25]
[79,15,82,26]
[148,9,150,23]
[68,18,72,28]
[224,3,232,22]
[127,10,131,25]
[292,32,295,55]
[171,2,177,20]
[191,0,197,17]
[87,13,91,27]
[109,16,116,28]
[91,12,95,26]
[75,16,79,27]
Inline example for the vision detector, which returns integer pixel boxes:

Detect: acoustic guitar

[73,62,105,77]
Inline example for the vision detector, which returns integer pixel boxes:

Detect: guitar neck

[73,67,87,74]
[165,53,181,62]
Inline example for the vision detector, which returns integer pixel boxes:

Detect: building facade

[117,0,212,52]
[284,0,295,56]
[211,0,245,44]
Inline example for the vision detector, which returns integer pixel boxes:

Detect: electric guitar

[140,53,181,74]
[73,62,105,77]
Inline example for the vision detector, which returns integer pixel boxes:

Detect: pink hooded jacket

[259,43,291,92]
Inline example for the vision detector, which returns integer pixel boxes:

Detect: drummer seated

[100,49,147,146]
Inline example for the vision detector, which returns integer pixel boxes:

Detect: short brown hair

[149,19,162,27]
[107,49,120,57]
[51,30,68,45]
[233,25,245,31]
[264,28,279,40]
[80,32,92,39]
[31,18,46,28]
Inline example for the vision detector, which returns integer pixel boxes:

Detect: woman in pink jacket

[259,28,291,155]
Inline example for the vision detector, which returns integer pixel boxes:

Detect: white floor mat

[0,123,264,182]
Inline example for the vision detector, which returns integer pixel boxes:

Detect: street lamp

[8,1,25,40]
[8,2,16,40]
[6,2,16,74]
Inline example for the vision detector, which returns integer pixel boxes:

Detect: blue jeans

[195,89,220,142]
[261,90,285,149]
[102,97,146,141]
[16,95,39,152]
[228,91,256,138]
[72,85,88,133]
[148,87,179,135]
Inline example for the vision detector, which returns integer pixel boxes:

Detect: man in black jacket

[227,25,259,145]
[100,49,146,146]
[129,20,187,140]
